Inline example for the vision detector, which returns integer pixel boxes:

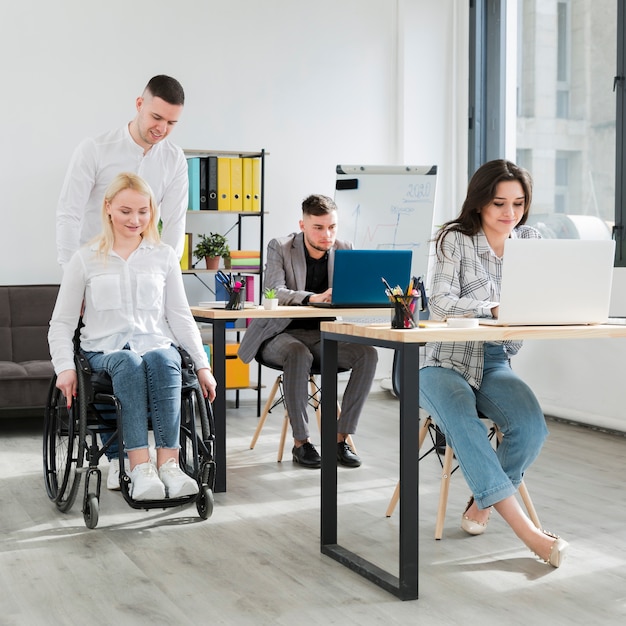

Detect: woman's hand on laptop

[309,288,333,304]
[491,305,499,319]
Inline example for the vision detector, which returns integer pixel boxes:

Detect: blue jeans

[419,343,548,509]
[84,345,182,452]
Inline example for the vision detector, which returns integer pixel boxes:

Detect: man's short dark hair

[302,194,337,216]
[144,75,185,106]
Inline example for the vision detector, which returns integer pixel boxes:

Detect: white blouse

[49,240,210,376]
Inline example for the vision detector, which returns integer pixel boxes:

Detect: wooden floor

[1,389,625,625]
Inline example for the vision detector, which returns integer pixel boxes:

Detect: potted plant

[263,287,279,310]
[193,232,230,270]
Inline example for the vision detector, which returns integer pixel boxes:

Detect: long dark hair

[434,159,533,254]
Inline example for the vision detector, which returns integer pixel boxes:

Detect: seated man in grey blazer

[238,194,378,468]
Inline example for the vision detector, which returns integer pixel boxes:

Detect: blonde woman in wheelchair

[49,172,216,501]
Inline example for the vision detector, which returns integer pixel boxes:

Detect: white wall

[0,0,463,286]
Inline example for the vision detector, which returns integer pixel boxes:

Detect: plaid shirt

[423,225,541,389]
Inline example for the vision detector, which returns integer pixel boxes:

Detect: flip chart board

[334,164,438,282]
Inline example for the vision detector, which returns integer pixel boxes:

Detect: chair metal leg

[312,375,323,430]
[311,375,356,452]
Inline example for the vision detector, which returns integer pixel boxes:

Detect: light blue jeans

[84,345,182,452]
[419,343,548,509]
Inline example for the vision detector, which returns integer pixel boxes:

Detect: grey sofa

[0,285,59,414]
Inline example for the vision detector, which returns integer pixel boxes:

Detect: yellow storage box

[205,343,250,389]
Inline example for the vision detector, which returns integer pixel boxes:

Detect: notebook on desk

[311,249,413,308]
[478,238,615,326]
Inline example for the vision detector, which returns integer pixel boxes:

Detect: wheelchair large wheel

[179,387,215,520]
[43,376,86,512]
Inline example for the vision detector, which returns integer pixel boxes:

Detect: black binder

[207,156,218,210]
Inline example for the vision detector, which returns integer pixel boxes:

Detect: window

[471,0,620,249]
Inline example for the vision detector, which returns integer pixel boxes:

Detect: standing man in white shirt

[56,74,188,265]
[55,75,189,489]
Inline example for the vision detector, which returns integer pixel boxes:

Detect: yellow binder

[242,157,253,212]
[230,157,243,212]
[251,157,261,212]
[180,233,192,269]
[217,157,231,211]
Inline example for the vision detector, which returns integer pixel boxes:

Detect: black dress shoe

[337,441,361,467]
[292,442,321,468]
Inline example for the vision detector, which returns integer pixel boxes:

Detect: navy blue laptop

[311,249,413,308]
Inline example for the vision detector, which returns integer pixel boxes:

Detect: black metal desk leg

[320,334,338,545]
[319,332,420,601]
[397,344,420,599]
[212,320,227,493]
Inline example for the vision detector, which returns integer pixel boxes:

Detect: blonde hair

[95,172,160,257]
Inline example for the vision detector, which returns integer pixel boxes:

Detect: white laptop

[478,238,615,326]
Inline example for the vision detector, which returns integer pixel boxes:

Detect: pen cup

[391,296,418,329]
[225,283,246,310]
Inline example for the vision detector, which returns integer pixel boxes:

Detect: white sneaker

[106,457,130,491]
[129,462,166,501]
[158,459,199,498]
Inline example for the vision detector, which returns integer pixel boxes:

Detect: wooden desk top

[191,305,391,320]
[320,320,626,343]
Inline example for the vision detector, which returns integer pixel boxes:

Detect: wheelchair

[43,344,216,529]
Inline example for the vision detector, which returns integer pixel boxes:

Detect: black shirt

[287,247,329,330]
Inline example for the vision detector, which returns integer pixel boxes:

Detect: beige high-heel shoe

[461,496,492,535]
[535,530,569,568]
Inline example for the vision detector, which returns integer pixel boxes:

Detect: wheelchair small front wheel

[84,493,99,529]
[196,485,214,520]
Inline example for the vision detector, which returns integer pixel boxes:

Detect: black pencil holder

[225,283,246,310]
[391,296,417,329]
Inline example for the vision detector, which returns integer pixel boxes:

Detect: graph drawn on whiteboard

[334,164,438,282]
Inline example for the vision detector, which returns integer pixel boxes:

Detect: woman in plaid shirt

[420,160,568,568]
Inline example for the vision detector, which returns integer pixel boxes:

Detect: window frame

[469,0,625,266]
[615,0,626,265]
[468,0,506,174]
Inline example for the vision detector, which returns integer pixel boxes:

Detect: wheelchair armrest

[74,349,113,395]
[74,350,92,376]
[176,345,200,390]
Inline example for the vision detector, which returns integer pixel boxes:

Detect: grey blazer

[238,232,352,363]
